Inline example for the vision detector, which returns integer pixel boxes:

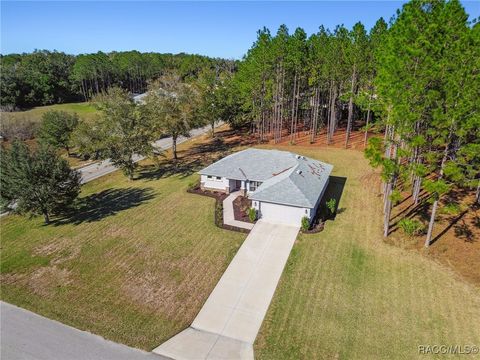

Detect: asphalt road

[80,123,219,183]
[0,302,165,360]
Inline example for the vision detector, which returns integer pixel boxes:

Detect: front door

[235,180,241,190]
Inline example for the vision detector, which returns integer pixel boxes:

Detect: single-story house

[199,148,333,226]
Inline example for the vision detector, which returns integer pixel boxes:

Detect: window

[305,209,308,214]
[207,175,212,179]
[249,181,262,192]
[216,176,222,181]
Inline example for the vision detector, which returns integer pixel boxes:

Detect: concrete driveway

[153,220,299,359]
[0,302,164,360]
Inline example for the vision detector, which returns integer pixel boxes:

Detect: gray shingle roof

[199,148,333,208]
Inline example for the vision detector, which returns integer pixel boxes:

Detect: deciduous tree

[0,141,81,224]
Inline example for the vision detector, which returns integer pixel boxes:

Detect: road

[80,123,219,183]
[0,301,164,360]
[0,124,218,216]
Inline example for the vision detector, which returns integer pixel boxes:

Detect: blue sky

[1,1,479,59]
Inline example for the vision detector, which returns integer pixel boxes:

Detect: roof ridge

[285,176,314,207]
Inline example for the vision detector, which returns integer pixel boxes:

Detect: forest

[0,50,235,109]
[217,0,479,247]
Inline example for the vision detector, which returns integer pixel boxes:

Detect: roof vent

[296,170,302,175]
[295,154,301,159]
[302,156,306,160]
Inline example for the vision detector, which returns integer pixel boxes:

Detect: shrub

[187,180,199,191]
[0,116,39,140]
[389,189,403,205]
[301,216,310,231]
[398,218,423,237]
[215,200,223,226]
[439,202,461,215]
[248,207,257,222]
[326,198,337,215]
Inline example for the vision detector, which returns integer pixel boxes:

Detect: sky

[1,1,479,59]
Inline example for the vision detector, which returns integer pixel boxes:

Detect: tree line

[215,18,387,148]
[363,0,479,247]
[214,0,478,247]
[0,50,235,109]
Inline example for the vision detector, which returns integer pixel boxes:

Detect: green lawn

[2,102,97,123]
[255,146,480,359]
[0,138,245,349]
[1,130,479,356]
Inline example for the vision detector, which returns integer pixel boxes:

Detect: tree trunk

[384,182,392,237]
[43,210,50,224]
[364,97,371,147]
[476,181,480,204]
[211,121,215,138]
[328,84,337,144]
[425,136,450,247]
[172,135,178,160]
[425,197,438,247]
[345,65,356,148]
[290,71,297,143]
[326,82,333,144]
[413,176,422,205]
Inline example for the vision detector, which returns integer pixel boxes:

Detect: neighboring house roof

[133,89,177,105]
[199,148,333,208]
[132,93,147,104]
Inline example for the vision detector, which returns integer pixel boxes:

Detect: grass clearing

[2,102,97,123]
[254,145,480,359]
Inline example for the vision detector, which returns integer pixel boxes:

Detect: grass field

[2,102,97,123]
[1,128,479,356]
[254,146,480,359]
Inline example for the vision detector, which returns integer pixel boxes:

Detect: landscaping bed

[233,196,254,223]
[187,183,250,234]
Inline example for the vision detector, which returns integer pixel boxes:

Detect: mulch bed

[233,196,254,223]
[187,184,228,202]
[187,184,250,234]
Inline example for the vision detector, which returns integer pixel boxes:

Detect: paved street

[153,220,299,359]
[0,301,164,360]
[80,123,219,183]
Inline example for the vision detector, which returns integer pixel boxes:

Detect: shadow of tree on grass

[137,159,203,181]
[55,187,155,225]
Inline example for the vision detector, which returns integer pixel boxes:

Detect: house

[199,148,333,226]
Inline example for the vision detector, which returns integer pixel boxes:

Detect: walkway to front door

[223,191,254,230]
[153,220,299,359]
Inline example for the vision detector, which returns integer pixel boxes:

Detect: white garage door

[259,202,306,226]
